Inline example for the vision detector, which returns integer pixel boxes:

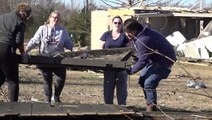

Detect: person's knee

[144,76,161,89]
[144,82,157,90]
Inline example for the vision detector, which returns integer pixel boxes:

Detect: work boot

[146,104,157,112]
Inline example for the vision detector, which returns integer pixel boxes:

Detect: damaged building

[91,6,212,59]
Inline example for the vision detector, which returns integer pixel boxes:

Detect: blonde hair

[46,10,60,24]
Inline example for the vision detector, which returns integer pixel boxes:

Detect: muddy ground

[0,60,212,113]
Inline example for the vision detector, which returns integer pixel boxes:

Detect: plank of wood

[60,47,134,58]
[61,58,127,70]
[0,102,31,116]
[0,103,211,119]
[17,55,128,70]
[0,103,135,116]
[17,47,134,70]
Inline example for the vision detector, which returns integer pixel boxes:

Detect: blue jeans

[138,63,171,105]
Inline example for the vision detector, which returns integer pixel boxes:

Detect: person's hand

[21,52,29,63]
[126,68,132,75]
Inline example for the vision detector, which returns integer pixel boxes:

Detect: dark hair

[123,18,143,33]
[112,16,123,23]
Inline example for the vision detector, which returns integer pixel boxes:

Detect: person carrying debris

[0,3,31,102]
[25,10,73,103]
[99,16,131,105]
[123,18,176,112]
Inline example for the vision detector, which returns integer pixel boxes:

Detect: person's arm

[17,45,24,54]
[129,38,150,74]
[99,40,105,49]
[99,31,108,49]
[25,26,43,53]
[15,22,29,63]
[64,29,74,51]
[65,40,74,51]
[16,22,26,54]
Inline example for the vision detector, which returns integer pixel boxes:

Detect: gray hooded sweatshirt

[27,24,73,54]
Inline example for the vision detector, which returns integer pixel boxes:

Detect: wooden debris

[17,47,134,70]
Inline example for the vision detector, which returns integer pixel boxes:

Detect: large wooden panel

[0,103,135,117]
[18,47,134,70]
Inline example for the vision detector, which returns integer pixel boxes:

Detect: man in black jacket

[0,3,31,102]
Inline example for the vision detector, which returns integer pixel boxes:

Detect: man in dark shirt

[0,3,31,102]
[123,18,176,112]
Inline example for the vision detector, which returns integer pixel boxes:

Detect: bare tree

[0,0,37,14]
[98,0,211,8]
[99,0,141,8]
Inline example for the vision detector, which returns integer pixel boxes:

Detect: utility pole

[199,0,203,10]
[85,0,89,28]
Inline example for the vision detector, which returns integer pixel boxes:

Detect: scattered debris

[31,96,39,102]
[186,79,206,89]
[166,21,212,60]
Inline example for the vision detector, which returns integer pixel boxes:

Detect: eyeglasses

[51,16,59,19]
[114,22,121,25]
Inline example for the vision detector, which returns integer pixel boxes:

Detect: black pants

[39,67,66,102]
[0,44,19,102]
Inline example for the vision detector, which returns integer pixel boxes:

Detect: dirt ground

[0,60,212,112]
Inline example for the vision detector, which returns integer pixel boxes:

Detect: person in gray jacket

[0,3,31,102]
[25,10,73,103]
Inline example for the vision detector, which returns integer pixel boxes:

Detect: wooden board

[60,47,134,60]
[0,103,135,117]
[0,103,211,119]
[17,47,134,70]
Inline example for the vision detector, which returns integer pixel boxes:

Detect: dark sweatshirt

[130,27,176,74]
[0,11,25,48]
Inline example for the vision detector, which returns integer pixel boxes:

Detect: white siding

[91,10,108,50]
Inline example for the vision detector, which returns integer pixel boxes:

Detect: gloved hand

[21,52,29,63]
